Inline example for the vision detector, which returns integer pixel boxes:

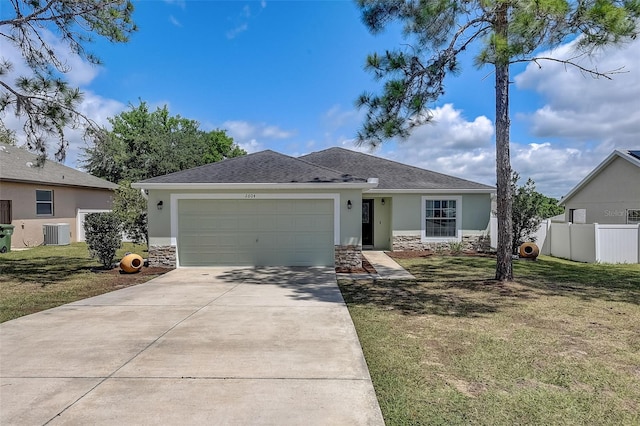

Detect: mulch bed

[92,266,173,288]
[387,250,496,259]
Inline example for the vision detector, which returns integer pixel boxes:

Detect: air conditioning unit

[43,223,71,246]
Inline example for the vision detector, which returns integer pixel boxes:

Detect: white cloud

[375,103,495,184]
[225,2,267,39]
[262,125,294,139]
[0,27,127,168]
[226,23,248,39]
[169,15,182,27]
[372,39,639,199]
[323,104,363,130]
[164,0,186,8]
[222,120,296,153]
[237,139,262,154]
[515,37,640,148]
[0,28,99,88]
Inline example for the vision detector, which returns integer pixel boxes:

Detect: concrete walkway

[0,267,384,425]
[355,251,415,280]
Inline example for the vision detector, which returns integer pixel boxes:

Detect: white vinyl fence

[490,218,640,264]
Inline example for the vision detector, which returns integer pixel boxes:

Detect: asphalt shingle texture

[0,144,117,189]
[301,147,495,190]
[138,150,367,184]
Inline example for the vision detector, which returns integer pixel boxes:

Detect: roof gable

[0,144,118,190]
[561,149,640,205]
[137,150,368,184]
[300,147,494,191]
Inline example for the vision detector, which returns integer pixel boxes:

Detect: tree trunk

[494,5,513,281]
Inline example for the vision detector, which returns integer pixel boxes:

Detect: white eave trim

[131,182,378,190]
[560,149,640,206]
[364,188,495,194]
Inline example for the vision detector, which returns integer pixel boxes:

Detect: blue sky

[2,0,639,198]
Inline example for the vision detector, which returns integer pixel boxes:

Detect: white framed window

[421,196,462,242]
[628,209,640,224]
[36,190,53,216]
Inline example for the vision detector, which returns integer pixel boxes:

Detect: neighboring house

[132,147,495,268]
[0,144,118,248]
[560,149,640,224]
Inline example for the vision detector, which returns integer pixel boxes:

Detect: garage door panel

[178,199,334,266]
[237,215,261,230]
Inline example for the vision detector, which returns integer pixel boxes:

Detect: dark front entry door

[362,199,374,246]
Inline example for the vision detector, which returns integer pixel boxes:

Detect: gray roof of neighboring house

[0,144,118,190]
[301,147,495,191]
[137,150,367,184]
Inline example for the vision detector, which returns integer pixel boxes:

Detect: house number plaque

[244,194,257,199]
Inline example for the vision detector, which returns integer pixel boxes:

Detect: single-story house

[0,143,118,248]
[132,147,495,268]
[560,149,640,224]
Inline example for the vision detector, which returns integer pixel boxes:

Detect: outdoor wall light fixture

[157,201,164,210]
[381,198,385,205]
[347,200,352,210]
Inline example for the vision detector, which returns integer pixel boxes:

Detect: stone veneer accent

[149,244,366,269]
[392,235,491,252]
[148,245,177,268]
[335,245,362,269]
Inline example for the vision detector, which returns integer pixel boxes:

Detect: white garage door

[178,199,335,266]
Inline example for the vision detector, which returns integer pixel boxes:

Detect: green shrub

[84,212,122,269]
[448,241,464,255]
[433,244,447,255]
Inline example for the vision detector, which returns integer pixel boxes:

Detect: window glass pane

[36,190,52,201]
[37,203,52,215]
[425,199,457,237]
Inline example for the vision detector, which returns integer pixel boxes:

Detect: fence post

[637,224,640,264]
[568,222,572,261]
[594,223,600,263]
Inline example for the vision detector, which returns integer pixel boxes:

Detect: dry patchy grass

[339,255,640,425]
[0,243,170,322]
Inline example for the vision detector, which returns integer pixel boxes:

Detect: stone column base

[334,245,362,269]
[148,245,177,268]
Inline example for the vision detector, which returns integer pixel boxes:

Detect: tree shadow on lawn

[512,258,640,305]
[404,256,640,307]
[0,256,97,286]
[338,276,533,317]
[339,256,640,317]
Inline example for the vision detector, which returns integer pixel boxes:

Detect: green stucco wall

[389,192,492,237]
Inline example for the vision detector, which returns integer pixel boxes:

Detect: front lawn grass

[0,243,166,322]
[338,255,640,425]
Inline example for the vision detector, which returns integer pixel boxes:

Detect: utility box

[0,224,15,253]
[43,223,71,246]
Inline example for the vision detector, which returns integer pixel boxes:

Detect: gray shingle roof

[301,147,494,190]
[0,144,118,189]
[137,150,367,184]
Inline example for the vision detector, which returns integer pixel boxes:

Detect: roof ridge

[142,150,272,180]
[294,152,369,180]
[304,146,493,188]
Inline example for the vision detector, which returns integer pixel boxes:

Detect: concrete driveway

[0,267,384,425]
